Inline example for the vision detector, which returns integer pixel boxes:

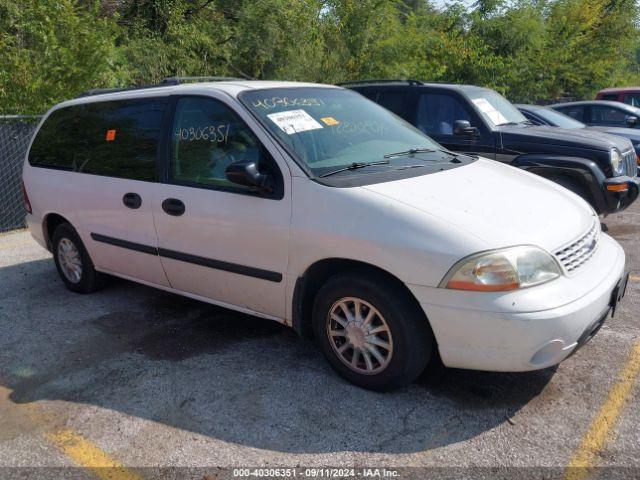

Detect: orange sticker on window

[105,129,116,141]
[321,117,340,126]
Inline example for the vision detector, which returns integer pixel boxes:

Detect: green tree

[1,0,640,114]
[545,0,639,99]
[117,0,235,83]
[0,0,124,114]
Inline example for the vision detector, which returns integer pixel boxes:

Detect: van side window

[83,99,166,180]
[417,93,472,135]
[29,98,166,182]
[170,97,264,191]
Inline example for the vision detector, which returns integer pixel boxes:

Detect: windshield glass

[537,107,586,129]
[239,87,444,177]
[464,89,527,127]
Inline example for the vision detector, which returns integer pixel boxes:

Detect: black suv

[343,80,640,215]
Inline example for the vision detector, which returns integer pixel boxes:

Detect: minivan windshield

[464,88,528,127]
[239,87,446,178]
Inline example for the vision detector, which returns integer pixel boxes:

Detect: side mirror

[225,162,272,192]
[453,119,479,136]
[625,115,638,127]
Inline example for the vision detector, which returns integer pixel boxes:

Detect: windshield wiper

[383,147,436,158]
[387,146,471,162]
[435,147,475,162]
[319,160,390,178]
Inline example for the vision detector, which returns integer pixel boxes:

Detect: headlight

[610,148,625,175]
[440,246,562,292]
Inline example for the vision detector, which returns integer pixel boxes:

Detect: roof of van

[56,80,339,109]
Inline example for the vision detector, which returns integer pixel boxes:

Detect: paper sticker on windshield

[267,109,323,134]
[471,98,494,112]
[321,116,340,126]
[471,98,508,124]
[486,110,508,125]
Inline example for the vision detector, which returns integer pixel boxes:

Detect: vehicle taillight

[21,180,32,214]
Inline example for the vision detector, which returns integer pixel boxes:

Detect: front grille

[622,149,637,177]
[554,220,600,274]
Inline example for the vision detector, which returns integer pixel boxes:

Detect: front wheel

[312,273,433,390]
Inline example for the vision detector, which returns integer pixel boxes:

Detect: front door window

[171,97,269,192]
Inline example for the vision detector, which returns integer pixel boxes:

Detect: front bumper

[408,234,626,372]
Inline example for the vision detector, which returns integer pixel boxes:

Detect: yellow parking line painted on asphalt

[629,274,640,282]
[564,340,640,480]
[46,429,144,480]
[1,387,141,479]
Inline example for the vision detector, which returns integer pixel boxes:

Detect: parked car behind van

[596,87,640,107]
[516,104,640,174]
[23,78,629,389]
[551,100,640,130]
[344,80,639,215]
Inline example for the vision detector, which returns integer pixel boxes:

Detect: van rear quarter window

[29,98,167,181]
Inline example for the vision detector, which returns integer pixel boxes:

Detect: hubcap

[57,238,82,284]
[326,297,393,375]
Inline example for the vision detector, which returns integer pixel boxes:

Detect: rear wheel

[51,223,105,293]
[312,273,433,390]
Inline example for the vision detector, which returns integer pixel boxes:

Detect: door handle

[162,198,185,216]
[122,192,142,209]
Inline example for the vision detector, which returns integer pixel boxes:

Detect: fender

[509,154,608,213]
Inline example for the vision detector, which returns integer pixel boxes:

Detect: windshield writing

[240,88,443,177]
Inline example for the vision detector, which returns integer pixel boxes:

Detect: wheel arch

[42,213,72,251]
[291,258,431,340]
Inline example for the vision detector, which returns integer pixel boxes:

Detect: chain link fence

[0,115,41,233]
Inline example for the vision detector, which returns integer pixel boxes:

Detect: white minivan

[23,79,628,389]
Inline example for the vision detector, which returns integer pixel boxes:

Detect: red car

[596,87,640,107]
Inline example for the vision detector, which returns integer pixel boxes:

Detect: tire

[51,223,105,293]
[312,272,433,390]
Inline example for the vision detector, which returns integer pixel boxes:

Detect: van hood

[361,158,596,252]
[499,124,632,152]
